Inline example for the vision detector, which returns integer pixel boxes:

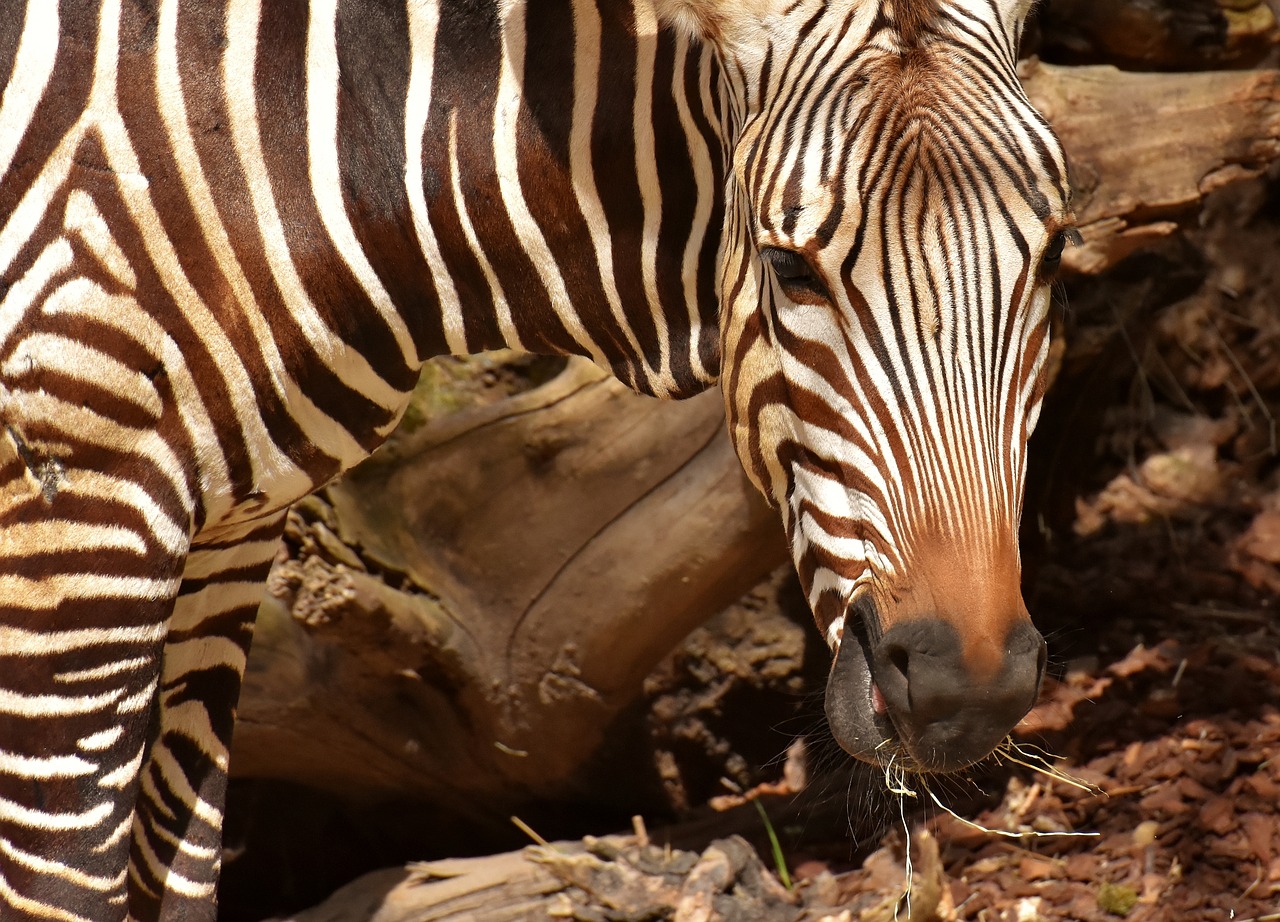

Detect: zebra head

[662,0,1071,773]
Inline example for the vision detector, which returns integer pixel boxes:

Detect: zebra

[0,0,1073,918]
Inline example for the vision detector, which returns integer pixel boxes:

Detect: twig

[510,815,551,848]
[1212,318,1277,457]
[924,789,1099,840]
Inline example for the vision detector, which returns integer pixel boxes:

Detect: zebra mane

[887,0,940,45]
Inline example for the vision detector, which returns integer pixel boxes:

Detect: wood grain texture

[1024,62,1280,274]
[233,358,787,810]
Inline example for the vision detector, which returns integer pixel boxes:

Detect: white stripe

[404,1,465,355]
[306,0,421,382]
[0,3,59,181]
[0,574,179,609]
[494,4,606,366]
[404,0,467,353]
[97,746,143,790]
[0,685,124,718]
[567,0,647,377]
[670,35,718,387]
[56,657,151,684]
[631,1,671,382]
[0,796,114,832]
[180,538,281,580]
[114,680,158,715]
[78,727,125,752]
[151,698,230,772]
[0,522,146,559]
[92,815,133,856]
[0,749,96,781]
[0,623,165,657]
[446,110,521,347]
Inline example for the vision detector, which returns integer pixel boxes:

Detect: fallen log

[1023,62,1280,274]
[234,357,787,814]
[1032,0,1277,71]
[268,830,954,922]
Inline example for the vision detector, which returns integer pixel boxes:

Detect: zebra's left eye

[761,247,830,303]
[1039,228,1081,279]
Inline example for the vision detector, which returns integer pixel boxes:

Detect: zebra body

[0,1,1071,919]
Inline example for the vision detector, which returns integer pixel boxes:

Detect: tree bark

[1023,62,1280,274]
[234,359,787,812]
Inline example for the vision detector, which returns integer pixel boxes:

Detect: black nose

[872,618,1046,772]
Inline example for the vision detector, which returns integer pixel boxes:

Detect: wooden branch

[273,834,805,922]
[1034,0,1278,71]
[1022,62,1280,274]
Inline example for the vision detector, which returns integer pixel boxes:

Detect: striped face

[685,0,1072,772]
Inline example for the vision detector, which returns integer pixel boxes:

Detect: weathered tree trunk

[234,359,787,813]
[232,63,1280,816]
[1024,62,1280,274]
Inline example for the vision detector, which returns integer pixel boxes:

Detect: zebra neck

[401,0,731,397]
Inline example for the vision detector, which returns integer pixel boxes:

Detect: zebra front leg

[127,515,285,922]
[0,456,190,922]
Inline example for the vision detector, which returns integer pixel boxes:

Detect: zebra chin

[824,598,1047,774]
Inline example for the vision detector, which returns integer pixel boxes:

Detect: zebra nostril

[872,618,1045,772]
[875,639,912,715]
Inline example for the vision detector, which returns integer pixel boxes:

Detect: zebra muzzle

[826,607,1047,773]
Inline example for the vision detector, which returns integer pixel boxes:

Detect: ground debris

[916,627,1280,922]
[276,833,811,922]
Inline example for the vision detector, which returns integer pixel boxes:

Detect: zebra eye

[1040,228,1080,279]
[761,247,830,303]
